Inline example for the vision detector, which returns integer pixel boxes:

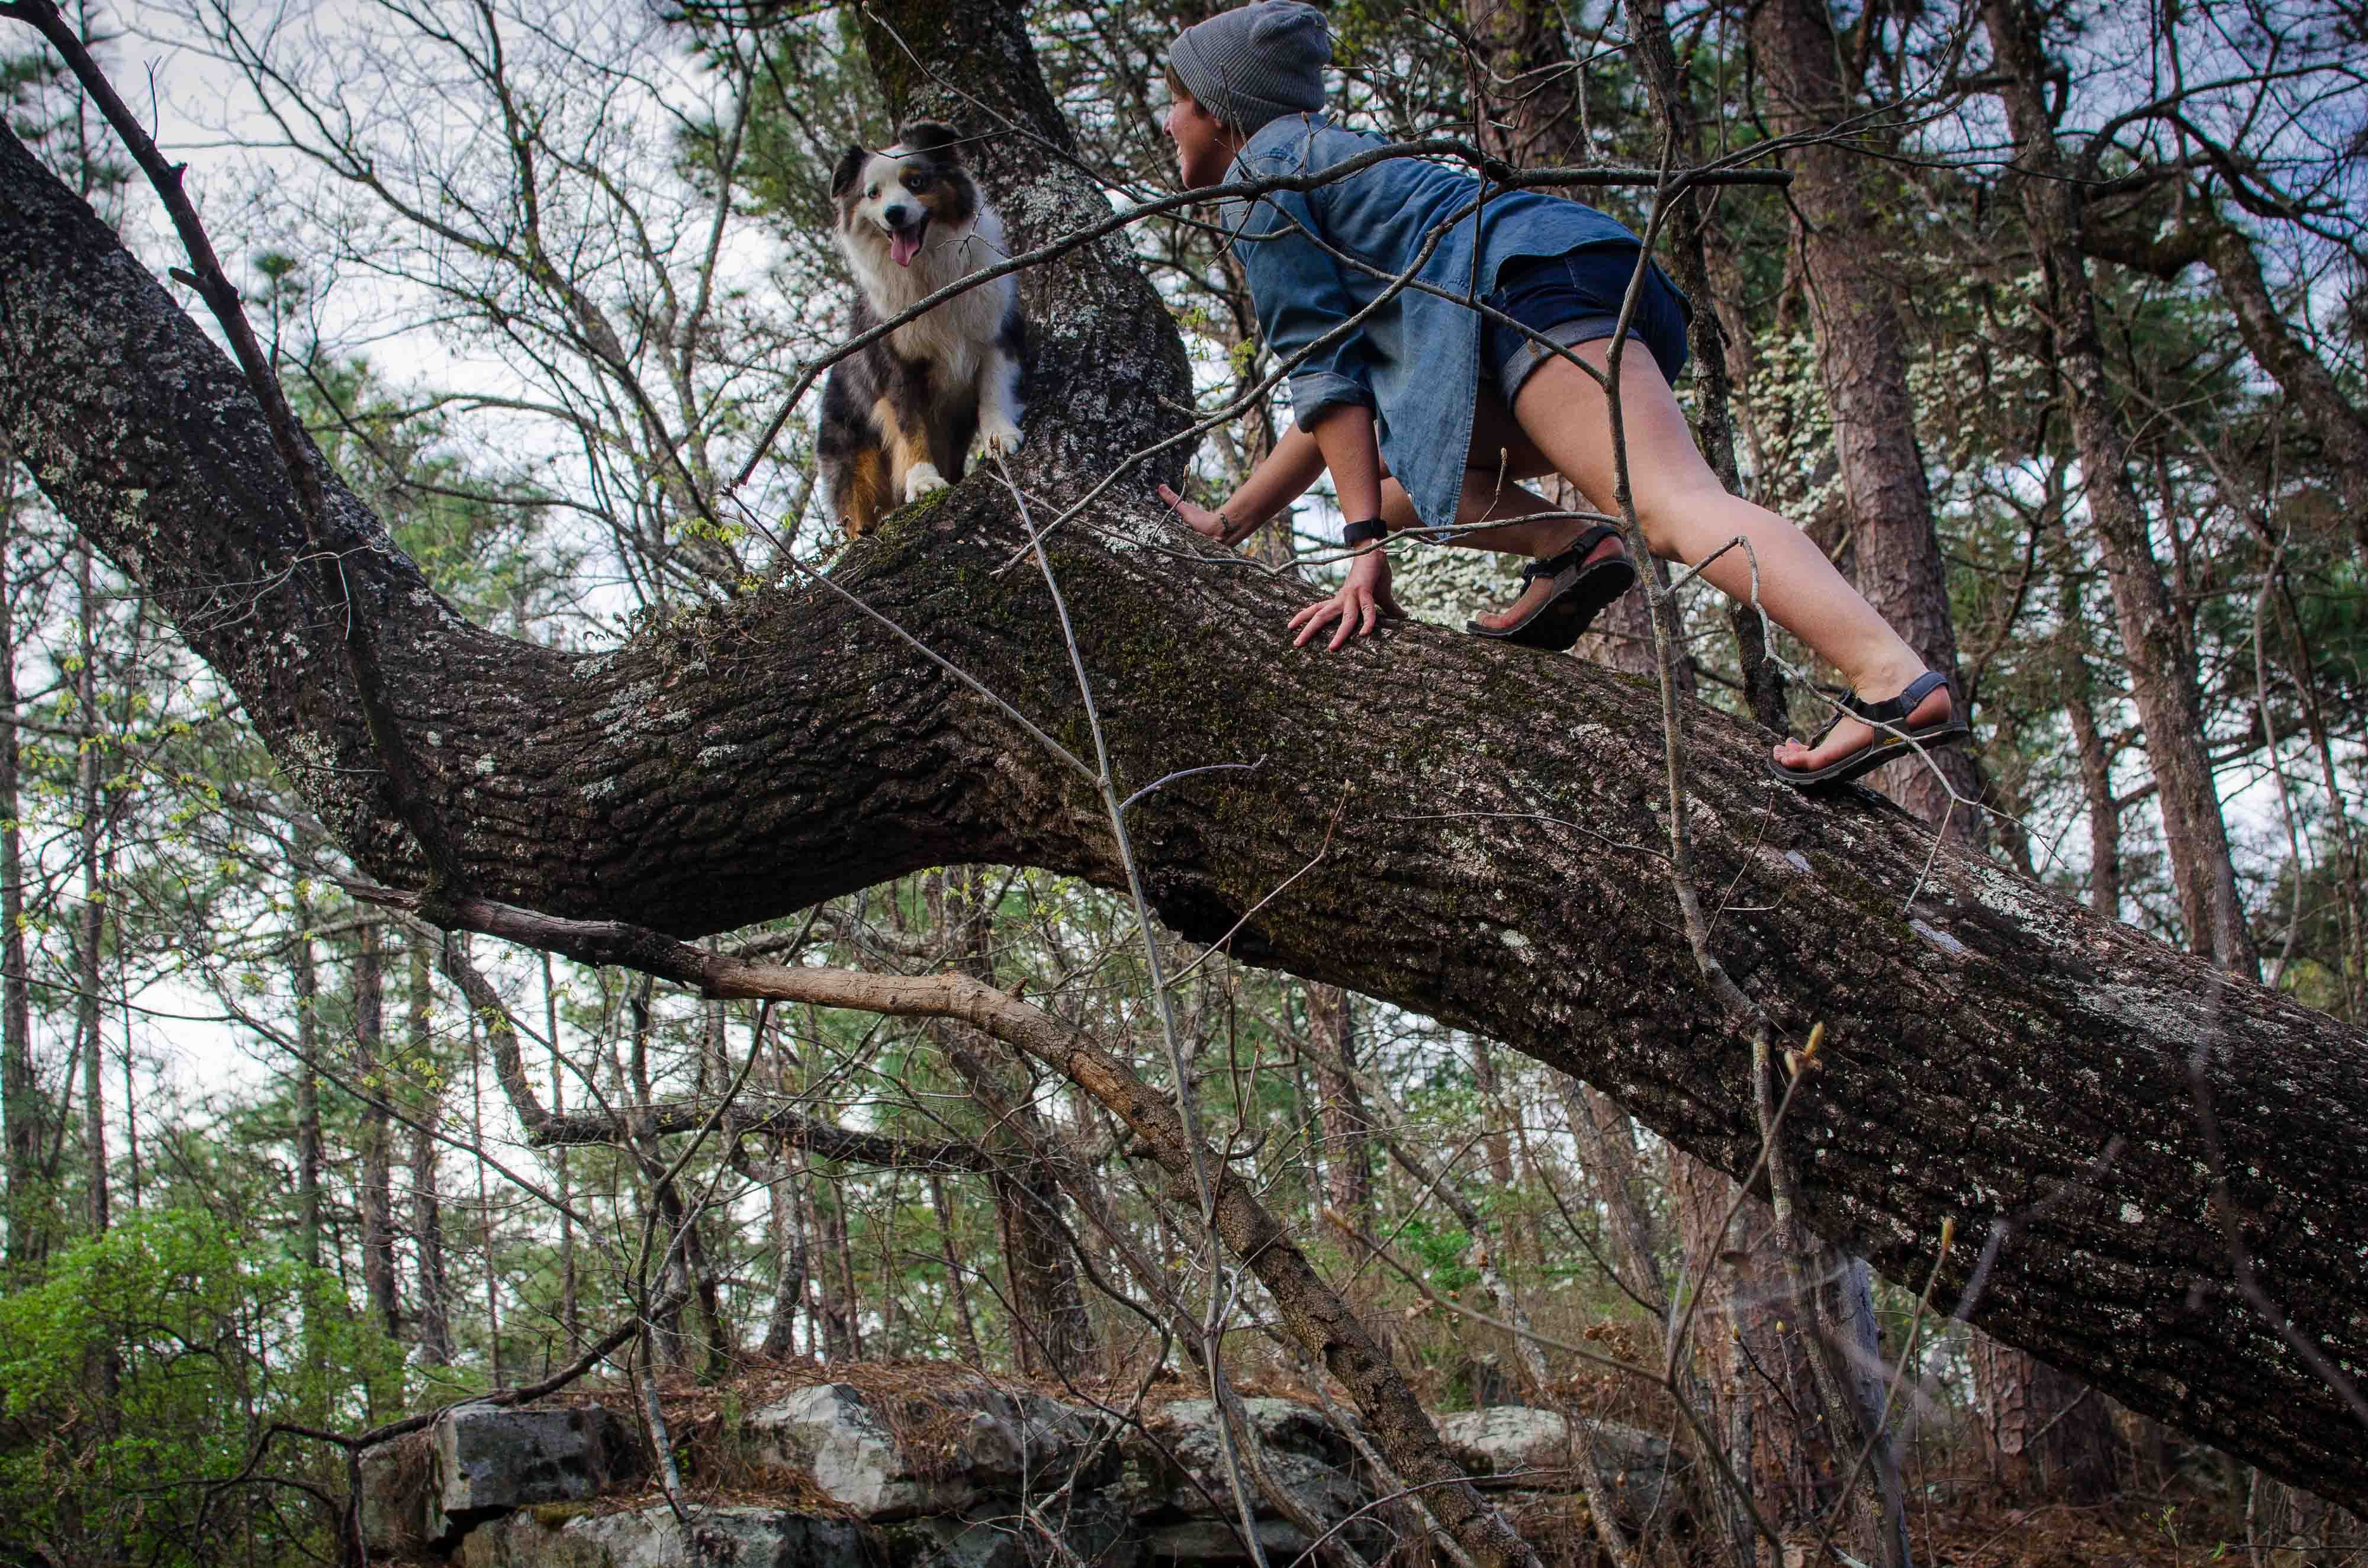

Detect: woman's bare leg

[1508,340,1949,769]
[1376,404,1629,630]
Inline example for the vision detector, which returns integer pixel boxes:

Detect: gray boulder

[363,1404,645,1553]
[748,1382,1118,1522]
[1436,1406,1673,1519]
[358,1434,438,1557]
[460,1503,866,1568]
[1118,1398,1373,1565]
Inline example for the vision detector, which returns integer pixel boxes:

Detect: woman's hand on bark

[1158,484,1231,544]
[1289,549,1401,651]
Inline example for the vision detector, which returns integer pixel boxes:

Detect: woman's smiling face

[1164,91,1233,189]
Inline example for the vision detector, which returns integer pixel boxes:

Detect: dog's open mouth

[888,216,929,267]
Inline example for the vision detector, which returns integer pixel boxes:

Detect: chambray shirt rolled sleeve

[1234,188,1376,424]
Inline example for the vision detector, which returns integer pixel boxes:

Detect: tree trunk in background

[355,920,399,1341]
[1629,11,1904,1557]
[542,953,578,1357]
[2062,576,2125,919]
[937,867,1096,1381]
[1667,1151,1780,1567]
[625,977,686,1370]
[1461,0,1577,170]
[1761,0,2127,1439]
[794,988,860,1364]
[1463,0,1685,694]
[1305,984,1370,1224]
[622,971,731,1378]
[1619,0,1768,721]
[1557,1078,1665,1311]
[2080,214,2368,564]
[468,1002,508,1385]
[1982,0,2258,978]
[75,543,105,1237]
[2250,1474,2368,1564]
[0,456,38,1268]
[292,846,323,1273]
[957,1044,1093,1377]
[755,1004,807,1362]
[760,1151,808,1360]
[1970,1334,2122,1502]
[2089,205,2368,562]
[408,940,452,1366]
[1675,1152,1915,1560]
[1750,0,1980,838]
[1466,1036,1534,1264]
[930,1171,985,1366]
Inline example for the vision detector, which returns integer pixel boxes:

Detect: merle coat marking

[817,121,1025,538]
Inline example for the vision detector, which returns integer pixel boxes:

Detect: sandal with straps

[1767,671,1970,789]
[1465,524,1637,653]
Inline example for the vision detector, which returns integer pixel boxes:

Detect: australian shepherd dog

[818,121,1025,538]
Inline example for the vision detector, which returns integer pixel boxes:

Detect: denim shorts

[1482,246,1693,404]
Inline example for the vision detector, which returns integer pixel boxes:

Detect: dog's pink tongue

[891,227,922,267]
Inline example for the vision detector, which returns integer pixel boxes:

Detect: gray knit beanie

[1169,2,1330,134]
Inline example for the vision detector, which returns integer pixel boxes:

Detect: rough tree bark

[1970,1332,2120,1503]
[2,4,2367,1511]
[1556,1079,1664,1312]
[1467,0,1678,690]
[2060,568,2124,920]
[542,954,579,1357]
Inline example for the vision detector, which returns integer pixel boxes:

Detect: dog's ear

[895,120,965,161]
[830,142,870,198]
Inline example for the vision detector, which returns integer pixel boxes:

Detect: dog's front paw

[903,465,949,502]
[979,417,1024,459]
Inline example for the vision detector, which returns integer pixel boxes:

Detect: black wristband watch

[1341,517,1389,547]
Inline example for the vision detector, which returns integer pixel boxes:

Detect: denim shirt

[1219,114,1643,535]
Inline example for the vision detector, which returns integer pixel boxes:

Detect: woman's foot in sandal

[1769,669,1967,788]
[1467,525,1635,651]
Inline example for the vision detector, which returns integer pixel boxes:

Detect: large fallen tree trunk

[2,0,2364,1509]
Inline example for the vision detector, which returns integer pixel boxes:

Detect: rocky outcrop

[1437,1407,1675,1524]
[1117,1397,1375,1564]
[749,1382,1119,1521]
[461,1505,864,1568]
[365,1405,645,1554]
[363,1383,1678,1567]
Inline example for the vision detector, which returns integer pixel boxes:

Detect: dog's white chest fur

[841,206,1015,401]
